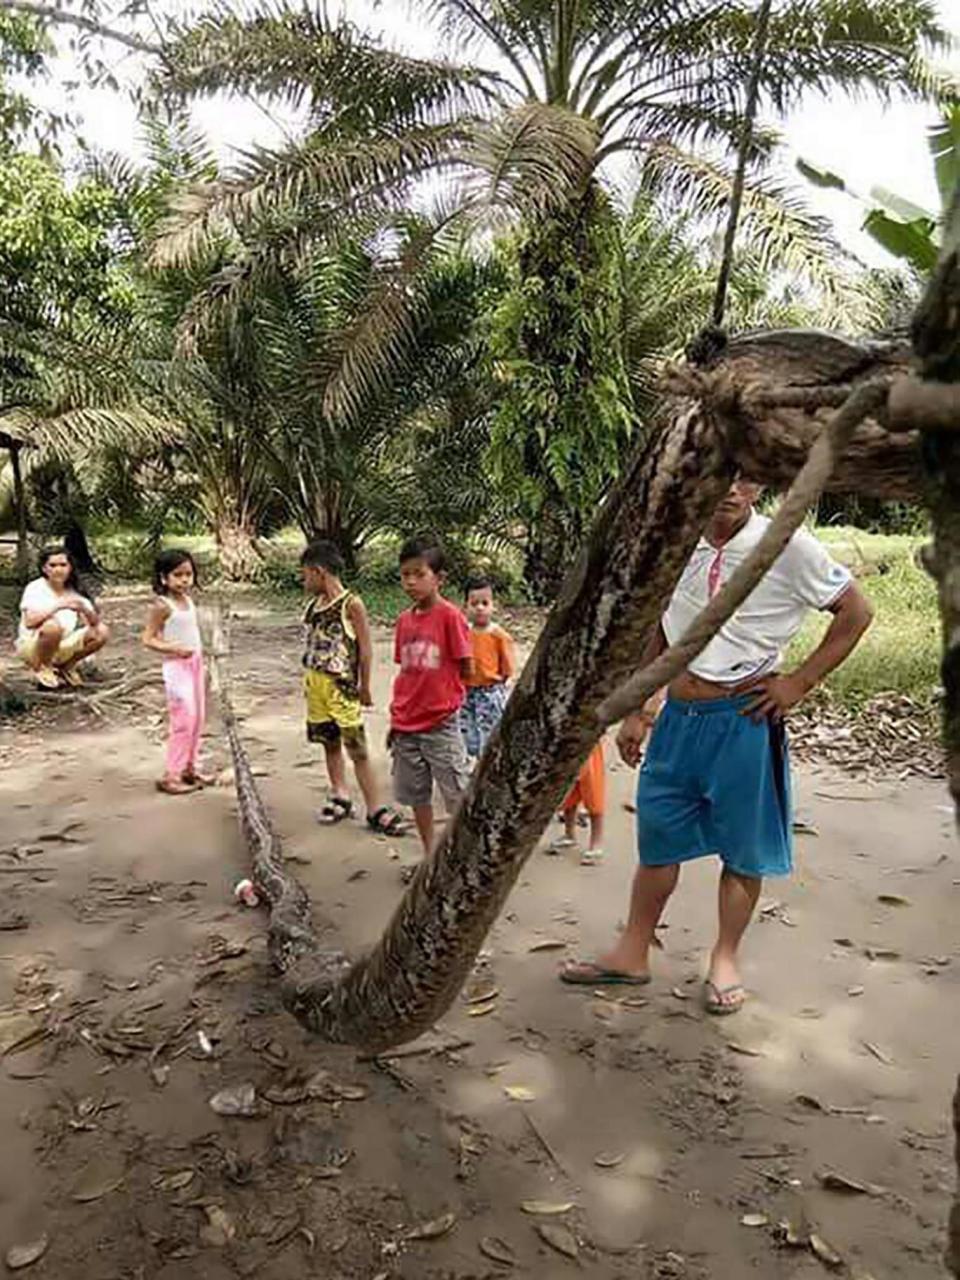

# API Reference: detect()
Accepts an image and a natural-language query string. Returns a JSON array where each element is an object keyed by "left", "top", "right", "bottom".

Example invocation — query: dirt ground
[{"left": 0, "top": 588, "right": 957, "bottom": 1280}]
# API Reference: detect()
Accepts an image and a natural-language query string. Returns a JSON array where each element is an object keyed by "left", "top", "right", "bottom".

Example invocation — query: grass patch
[{"left": 788, "top": 527, "right": 938, "bottom": 707}]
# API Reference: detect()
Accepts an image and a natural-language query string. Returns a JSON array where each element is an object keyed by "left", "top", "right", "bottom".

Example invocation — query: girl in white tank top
[{"left": 142, "top": 550, "right": 211, "bottom": 794}]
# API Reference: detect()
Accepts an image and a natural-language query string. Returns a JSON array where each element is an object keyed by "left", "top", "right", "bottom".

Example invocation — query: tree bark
[
  {"left": 214, "top": 518, "right": 261, "bottom": 582},
  {"left": 9, "top": 444, "right": 29, "bottom": 583},
  {"left": 901, "top": 185, "right": 960, "bottom": 1277}
]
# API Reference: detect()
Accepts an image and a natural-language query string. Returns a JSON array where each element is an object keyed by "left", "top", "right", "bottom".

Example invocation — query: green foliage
[
  {"left": 798, "top": 105, "right": 960, "bottom": 275},
  {"left": 145, "top": 0, "right": 943, "bottom": 345},
  {"left": 489, "top": 186, "right": 632, "bottom": 591},
  {"left": 0, "top": 153, "right": 134, "bottom": 322},
  {"left": 0, "top": 10, "right": 51, "bottom": 152},
  {"left": 790, "top": 529, "right": 938, "bottom": 706}
]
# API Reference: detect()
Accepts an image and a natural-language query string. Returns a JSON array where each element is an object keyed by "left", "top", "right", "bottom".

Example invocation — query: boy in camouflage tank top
[{"left": 301, "top": 541, "right": 407, "bottom": 836}]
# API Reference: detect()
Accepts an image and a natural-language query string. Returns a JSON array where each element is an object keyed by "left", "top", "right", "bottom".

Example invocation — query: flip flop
[
  {"left": 546, "top": 836, "right": 578, "bottom": 855},
  {"left": 316, "top": 796, "right": 353, "bottom": 825},
  {"left": 156, "top": 778, "right": 200, "bottom": 796},
  {"left": 560, "top": 960, "right": 651, "bottom": 987},
  {"left": 367, "top": 806, "right": 409, "bottom": 836},
  {"left": 183, "top": 767, "right": 217, "bottom": 787},
  {"left": 703, "top": 980, "right": 746, "bottom": 1016}
]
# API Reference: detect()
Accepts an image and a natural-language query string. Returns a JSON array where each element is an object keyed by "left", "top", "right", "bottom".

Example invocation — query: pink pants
[{"left": 162, "top": 652, "right": 206, "bottom": 777}]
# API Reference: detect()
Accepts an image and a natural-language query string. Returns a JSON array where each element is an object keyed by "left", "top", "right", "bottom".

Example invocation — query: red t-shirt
[{"left": 391, "top": 598, "right": 472, "bottom": 733}]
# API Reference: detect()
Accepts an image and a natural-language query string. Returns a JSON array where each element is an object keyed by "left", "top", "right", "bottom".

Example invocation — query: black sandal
[
  {"left": 317, "top": 797, "right": 354, "bottom": 825},
  {"left": 367, "top": 806, "right": 409, "bottom": 836}
]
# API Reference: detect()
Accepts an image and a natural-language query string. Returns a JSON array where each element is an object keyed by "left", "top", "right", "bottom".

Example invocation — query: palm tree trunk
[
  {"left": 9, "top": 444, "right": 29, "bottom": 583},
  {"left": 214, "top": 516, "right": 261, "bottom": 581}
]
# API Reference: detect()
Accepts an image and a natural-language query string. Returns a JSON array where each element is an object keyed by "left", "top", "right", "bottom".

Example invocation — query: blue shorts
[{"left": 636, "top": 695, "right": 792, "bottom": 879}]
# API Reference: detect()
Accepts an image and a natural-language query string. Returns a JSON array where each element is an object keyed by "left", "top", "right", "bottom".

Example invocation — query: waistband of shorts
[{"left": 665, "top": 693, "right": 754, "bottom": 717}]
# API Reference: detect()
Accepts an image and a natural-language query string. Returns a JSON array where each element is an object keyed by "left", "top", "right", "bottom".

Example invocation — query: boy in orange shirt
[
  {"left": 460, "top": 575, "right": 515, "bottom": 761},
  {"left": 552, "top": 740, "right": 606, "bottom": 866}
]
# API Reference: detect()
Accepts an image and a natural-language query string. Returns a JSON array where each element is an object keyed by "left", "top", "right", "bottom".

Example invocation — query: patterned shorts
[
  {"left": 459, "top": 683, "right": 508, "bottom": 758},
  {"left": 304, "top": 670, "right": 367, "bottom": 759}
]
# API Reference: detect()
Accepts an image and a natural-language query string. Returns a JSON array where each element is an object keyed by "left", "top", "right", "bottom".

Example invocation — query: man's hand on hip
[{"left": 741, "top": 672, "right": 808, "bottom": 722}]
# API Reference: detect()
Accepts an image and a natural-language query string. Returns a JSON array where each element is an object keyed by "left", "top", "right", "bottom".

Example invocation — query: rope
[{"left": 710, "top": 0, "right": 776, "bottom": 331}]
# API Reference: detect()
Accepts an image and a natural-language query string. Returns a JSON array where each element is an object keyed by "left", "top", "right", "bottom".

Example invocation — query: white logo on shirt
[{"left": 401, "top": 639, "right": 441, "bottom": 671}]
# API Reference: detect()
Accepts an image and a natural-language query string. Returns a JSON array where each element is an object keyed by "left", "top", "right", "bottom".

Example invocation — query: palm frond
[
  {"left": 161, "top": 2, "right": 504, "bottom": 124},
  {"left": 1, "top": 404, "right": 176, "bottom": 462},
  {"left": 639, "top": 143, "right": 880, "bottom": 330},
  {"left": 149, "top": 122, "right": 465, "bottom": 270},
  {"left": 463, "top": 102, "right": 599, "bottom": 217}
]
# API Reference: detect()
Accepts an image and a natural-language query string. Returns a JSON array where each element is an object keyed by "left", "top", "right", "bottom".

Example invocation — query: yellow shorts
[
  {"left": 304, "top": 670, "right": 367, "bottom": 756},
  {"left": 16, "top": 626, "right": 88, "bottom": 667}
]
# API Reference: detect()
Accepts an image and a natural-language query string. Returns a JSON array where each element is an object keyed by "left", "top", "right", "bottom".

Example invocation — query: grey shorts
[{"left": 391, "top": 714, "right": 469, "bottom": 810}]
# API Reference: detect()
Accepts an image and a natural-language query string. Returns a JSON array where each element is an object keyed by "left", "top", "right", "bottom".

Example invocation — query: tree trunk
[
  {"left": 63, "top": 521, "right": 98, "bottom": 577},
  {"left": 215, "top": 518, "right": 261, "bottom": 581},
  {"left": 213, "top": 329, "right": 921, "bottom": 1052},
  {"left": 902, "top": 186, "right": 960, "bottom": 1276},
  {"left": 9, "top": 444, "right": 28, "bottom": 583},
  {"left": 522, "top": 495, "right": 576, "bottom": 603}
]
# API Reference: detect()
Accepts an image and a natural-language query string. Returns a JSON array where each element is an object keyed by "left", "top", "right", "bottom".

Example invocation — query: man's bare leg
[
  {"left": 593, "top": 863, "right": 680, "bottom": 977},
  {"left": 707, "top": 868, "right": 762, "bottom": 1008}
]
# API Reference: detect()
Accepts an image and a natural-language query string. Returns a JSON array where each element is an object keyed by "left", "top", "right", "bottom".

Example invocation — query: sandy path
[{"left": 0, "top": 594, "right": 956, "bottom": 1278}]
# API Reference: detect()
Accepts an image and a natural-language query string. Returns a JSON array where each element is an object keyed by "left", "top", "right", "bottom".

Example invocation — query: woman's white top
[
  {"left": 160, "top": 596, "right": 202, "bottom": 654},
  {"left": 18, "top": 578, "right": 93, "bottom": 645},
  {"left": 662, "top": 511, "right": 852, "bottom": 684}
]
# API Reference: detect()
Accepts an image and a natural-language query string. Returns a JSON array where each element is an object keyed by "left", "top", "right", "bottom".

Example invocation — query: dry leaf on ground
[
  {"left": 405, "top": 1212, "right": 457, "bottom": 1241},
  {"left": 5, "top": 1236, "right": 49, "bottom": 1270},
  {"left": 521, "top": 1200, "right": 574, "bottom": 1216},
  {"left": 479, "top": 1235, "right": 515, "bottom": 1265},
  {"left": 536, "top": 1223, "right": 578, "bottom": 1258}
]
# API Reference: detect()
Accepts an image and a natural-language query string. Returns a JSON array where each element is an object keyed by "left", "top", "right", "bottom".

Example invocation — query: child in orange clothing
[
  {"left": 552, "top": 739, "right": 606, "bottom": 866},
  {"left": 459, "top": 575, "right": 515, "bottom": 760}
]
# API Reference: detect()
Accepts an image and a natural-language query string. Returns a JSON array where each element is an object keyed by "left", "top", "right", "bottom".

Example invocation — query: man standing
[{"left": 562, "top": 480, "right": 874, "bottom": 1013}]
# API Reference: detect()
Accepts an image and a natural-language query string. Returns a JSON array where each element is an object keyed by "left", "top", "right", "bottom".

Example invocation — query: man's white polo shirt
[{"left": 662, "top": 510, "right": 852, "bottom": 685}]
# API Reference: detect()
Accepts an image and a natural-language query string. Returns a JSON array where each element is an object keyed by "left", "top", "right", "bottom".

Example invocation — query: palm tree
[
  {"left": 153, "top": 0, "right": 944, "bottom": 290},
  {"left": 149, "top": 0, "right": 943, "bottom": 590}
]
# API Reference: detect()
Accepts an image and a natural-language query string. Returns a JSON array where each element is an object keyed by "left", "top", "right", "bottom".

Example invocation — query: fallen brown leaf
[
  {"left": 521, "top": 1200, "right": 574, "bottom": 1216},
  {"left": 593, "top": 1152, "right": 625, "bottom": 1168},
  {"left": 5, "top": 1236, "right": 49, "bottom": 1270},
  {"left": 405, "top": 1212, "right": 457, "bottom": 1241},
  {"left": 479, "top": 1235, "right": 515, "bottom": 1266},
  {"left": 536, "top": 1223, "right": 578, "bottom": 1259}
]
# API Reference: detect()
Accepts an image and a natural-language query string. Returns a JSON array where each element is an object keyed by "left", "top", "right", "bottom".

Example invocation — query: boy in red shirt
[{"left": 390, "top": 536, "right": 473, "bottom": 856}]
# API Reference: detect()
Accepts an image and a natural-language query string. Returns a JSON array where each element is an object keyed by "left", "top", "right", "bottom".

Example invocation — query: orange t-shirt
[{"left": 465, "top": 624, "right": 515, "bottom": 688}]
